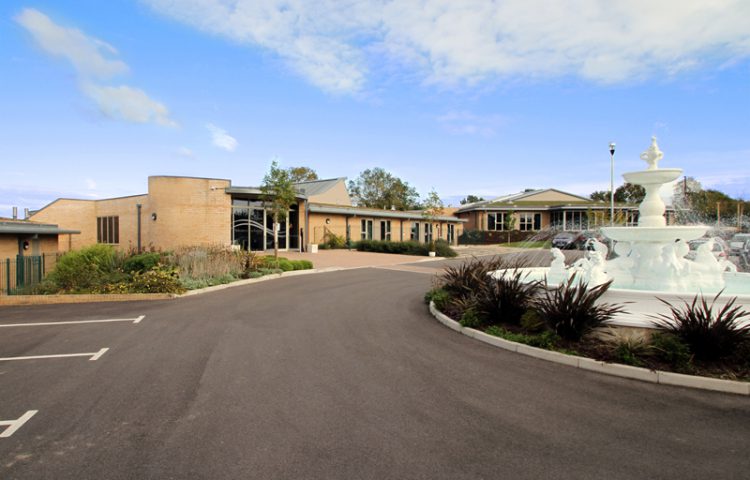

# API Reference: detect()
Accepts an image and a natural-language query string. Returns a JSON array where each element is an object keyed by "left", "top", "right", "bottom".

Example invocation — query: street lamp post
[{"left": 609, "top": 142, "right": 616, "bottom": 226}]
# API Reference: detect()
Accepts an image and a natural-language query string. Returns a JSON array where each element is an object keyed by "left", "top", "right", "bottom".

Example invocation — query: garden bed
[{"left": 426, "top": 256, "right": 750, "bottom": 383}]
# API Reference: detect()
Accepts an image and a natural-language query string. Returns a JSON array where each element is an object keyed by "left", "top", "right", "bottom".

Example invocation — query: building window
[
  {"left": 410, "top": 222, "right": 420, "bottom": 241},
  {"left": 487, "top": 212, "right": 506, "bottom": 231},
  {"left": 424, "top": 223, "right": 433, "bottom": 244},
  {"left": 361, "top": 219, "right": 373, "bottom": 240},
  {"left": 446, "top": 224, "right": 455, "bottom": 244},
  {"left": 97, "top": 216, "right": 119, "bottom": 244},
  {"left": 519, "top": 213, "right": 541, "bottom": 231},
  {"left": 380, "top": 220, "right": 391, "bottom": 241}
]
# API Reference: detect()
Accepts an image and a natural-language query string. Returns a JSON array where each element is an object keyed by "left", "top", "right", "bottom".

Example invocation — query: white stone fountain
[{"left": 494, "top": 137, "right": 750, "bottom": 328}]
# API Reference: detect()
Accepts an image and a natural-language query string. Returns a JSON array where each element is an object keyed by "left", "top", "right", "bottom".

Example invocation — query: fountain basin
[
  {"left": 623, "top": 168, "right": 682, "bottom": 185},
  {"left": 495, "top": 267, "right": 750, "bottom": 329},
  {"left": 600, "top": 225, "right": 708, "bottom": 243}
]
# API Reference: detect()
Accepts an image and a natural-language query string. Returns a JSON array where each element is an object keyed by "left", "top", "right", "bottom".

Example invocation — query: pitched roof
[
  {"left": 457, "top": 188, "right": 594, "bottom": 212},
  {"left": 309, "top": 203, "right": 466, "bottom": 222},
  {"left": 293, "top": 178, "right": 346, "bottom": 197}
]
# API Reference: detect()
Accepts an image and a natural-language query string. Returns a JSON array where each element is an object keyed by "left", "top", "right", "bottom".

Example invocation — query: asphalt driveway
[{"left": 0, "top": 266, "right": 748, "bottom": 479}]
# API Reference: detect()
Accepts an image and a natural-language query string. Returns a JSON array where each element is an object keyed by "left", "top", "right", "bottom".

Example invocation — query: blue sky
[{"left": 1, "top": 0, "right": 749, "bottom": 217}]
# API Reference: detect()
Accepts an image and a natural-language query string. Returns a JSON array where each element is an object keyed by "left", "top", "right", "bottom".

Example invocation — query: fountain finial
[{"left": 639, "top": 136, "right": 663, "bottom": 170}]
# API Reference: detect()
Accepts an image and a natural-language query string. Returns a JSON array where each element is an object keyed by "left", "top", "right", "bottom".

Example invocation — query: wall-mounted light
[
  {"left": 325, "top": 218, "right": 331, "bottom": 224},
  {"left": 151, "top": 213, "right": 158, "bottom": 221},
  {"left": 22, "top": 240, "right": 29, "bottom": 250}
]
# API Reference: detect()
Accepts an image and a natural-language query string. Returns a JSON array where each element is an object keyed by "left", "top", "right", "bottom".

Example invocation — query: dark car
[
  {"left": 551, "top": 232, "right": 578, "bottom": 249},
  {"left": 575, "top": 230, "right": 605, "bottom": 250}
]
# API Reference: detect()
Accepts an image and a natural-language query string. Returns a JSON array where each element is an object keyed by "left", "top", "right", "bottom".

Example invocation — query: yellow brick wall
[
  {"left": 30, "top": 199, "right": 97, "bottom": 251},
  {"left": 0, "top": 237, "right": 18, "bottom": 259},
  {"left": 147, "top": 177, "right": 232, "bottom": 250},
  {"left": 94, "top": 195, "right": 148, "bottom": 251}
]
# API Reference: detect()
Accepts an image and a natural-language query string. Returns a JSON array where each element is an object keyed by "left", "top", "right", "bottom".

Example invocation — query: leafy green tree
[
  {"left": 347, "top": 168, "right": 420, "bottom": 210},
  {"left": 503, "top": 213, "right": 516, "bottom": 243},
  {"left": 260, "top": 160, "right": 298, "bottom": 260},
  {"left": 614, "top": 183, "right": 646, "bottom": 204},
  {"left": 287, "top": 166, "right": 319, "bottom": 183},
  {"left": 460, "top": 195, "right": 485, "bottom": 205},
  {"left": 589, "top": 190, "right": 609, "bottom": 202},
  {"left": 421, "top": 189, "right": 444, "bottom": 249}
]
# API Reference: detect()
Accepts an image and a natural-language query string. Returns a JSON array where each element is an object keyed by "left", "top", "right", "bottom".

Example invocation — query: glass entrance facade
[{"left": 232, "top": 198, "right": 298, "bottom": 251}]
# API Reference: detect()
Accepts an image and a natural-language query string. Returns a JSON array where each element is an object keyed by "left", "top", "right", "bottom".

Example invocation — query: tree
[
  {"left": 260, "top": 160, "right": 297, "bottom": 260},
  {"left": 589, "top": 190, "right": 609, "bottom": 202},
  {"left": 672, "top": 176, "right": 703, "bottom": 208},
  {"left": 503, "top": 213, "right": 516, "bottom": 243},
  {"left": 421, "top": 189, "right": 444, "bottom": 250},
  {"left": 614, "top": 183, "right": 646, "bottom": 204},
  {"left": 287, "top": 166, "right": 319, "bottom": 183},
  {"left": 347, "top": 168, "right": 420, "bottom": 210},
  {"left": 460, "top": 195, "right": 485, "bottom": 205}
]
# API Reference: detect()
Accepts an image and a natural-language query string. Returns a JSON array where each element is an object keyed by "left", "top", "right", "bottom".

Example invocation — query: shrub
[
  {"left": 425, "top": 288, "right": 450, "bottom": 310},
  {"left": 474, "top": 269, "right": 541, "bottom": 326},
  {"left": 649, "top": 332, "right": 691, "bottom": 370},
  {"left": 276, "top": 260, "right": 295, "bottom": 272},
  {"left": 520, "top": 309, "right": 546, "bottom": 333},
  {"left": 167, "top": 245, "right": 249, "bottom": 280},
  {"left": 602, "top": 329, "right": 650, "bottom": 367},
  {"left": 129, "top": 266, "right": 184, "bottom": 294},
  {"left": 47, "top": 245, "right": 120, "bottom": 292},
  {"left": 485, "top": 326, "right": 560, "bottom": 349},
  {"left": 459, "top": 308, "right": 482, "bottom": 328},
  {"left": 535, "top": 277, "right": 625, "bottom": 341},
  {"left": 436, "top": 256, "right": 510, "bottom": 301},
  {"left": 652, "top": 292, "right": 750, "bottom": 362},
  {"left": 433, "top": 239, "right": 458, "bottom": 258},
  {"left": 355, "top": 240, "right": 430, "bottom": 256},
  {"left": 181, "top": 278, "right": 210, "bottom": 290},
  {"left": 123, "top": 252, "right": 161, "bottom": 273},
  {"left": 322, "top": 232, "right": 346, "bottom": 249},
  {"left": 290, "top": 260, "right": 313, "bottom": 270}
]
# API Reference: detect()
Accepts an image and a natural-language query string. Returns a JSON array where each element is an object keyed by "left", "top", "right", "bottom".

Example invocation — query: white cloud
[
  {"left": 206, "top": 123, "right": 238, "bottom": 152},
  {"left": 83, "top": 83, "right": 177, "bottom": 126},
  {"left": 436, "top": 111, "right": 507, "bottom": 136},
  {"left": 144, "top": 0, "right": 750, "bottom": 94},
  {"left": 15, "top": 8, "right": 128, "bottom": 79},
  {"left": 16, "top": 8, "right": 176, "bottom": 127},
  {"left": 177, "top": 146, "right": 195, "bottom": 158}
]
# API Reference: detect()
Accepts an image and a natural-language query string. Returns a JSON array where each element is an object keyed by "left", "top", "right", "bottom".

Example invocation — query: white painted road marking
[
  {"left": 0, "top": 348, "right": 109, "bottom": 362},
  {"left": 0, "top": 315, "right": 144, "bottom": 328},
  {"left": 0, "top": 410, "right": 38, "bottom": 438}
]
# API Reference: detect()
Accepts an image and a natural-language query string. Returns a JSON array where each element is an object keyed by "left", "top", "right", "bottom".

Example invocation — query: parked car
[
  {"left": 740, "top": 239, "right": 750, "bottom": 269},
  {"left": 551, "top": 232, "right": 578, "bottom": 249},
  {"left": 685, "top": 238, "right": 728, "bottom": 261},
  {"left": 575, "top": 230, "right": 606, "bottom": 250},
  {"left": 728, "top": 233, "right": 750, "bottom": 255}
]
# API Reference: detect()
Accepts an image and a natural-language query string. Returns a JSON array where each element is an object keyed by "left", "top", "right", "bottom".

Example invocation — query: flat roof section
[{"left": 0, "top": 221, "right": 80, "bottom": 235}]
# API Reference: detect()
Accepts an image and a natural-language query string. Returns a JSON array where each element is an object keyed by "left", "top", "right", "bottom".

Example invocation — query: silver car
[{"left": 728, "top": 233, "right": 750, "bottom": 255}]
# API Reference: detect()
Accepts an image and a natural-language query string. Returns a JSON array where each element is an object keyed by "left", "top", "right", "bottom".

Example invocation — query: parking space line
[
  {"left": 0, "top": 315, "right": 144, "bottom": 328},
  {"left": 0, "top": 410, "right": 38, "bottom": 438},
  {"left": 0, "top": 348, "right": 109, "bottom": 363}
]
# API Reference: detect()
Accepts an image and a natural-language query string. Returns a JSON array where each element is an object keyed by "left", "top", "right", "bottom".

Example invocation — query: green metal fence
[{"left": 0, "top": 254, "right": 59, "bottom": 295}]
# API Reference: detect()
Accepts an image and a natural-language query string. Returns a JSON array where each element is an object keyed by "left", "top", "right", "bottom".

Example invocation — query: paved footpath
[{"left": 0, "top": 263, "right": 748, "bottom": 479}]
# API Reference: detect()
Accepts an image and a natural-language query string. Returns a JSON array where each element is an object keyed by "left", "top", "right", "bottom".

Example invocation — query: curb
[
  {"left": 176, "top": 266, "right": 350, "bottom": 298},
  {"left": 429, "top": 301, "right": 750, "bottom": 396},
  {"left": 0, "top": 267, "right": 350, "bottom": 306}
]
